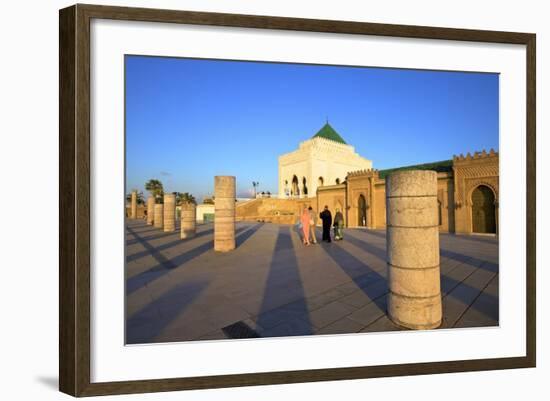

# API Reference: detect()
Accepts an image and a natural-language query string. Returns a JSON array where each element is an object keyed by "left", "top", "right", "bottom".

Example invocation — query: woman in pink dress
[{"left": 300, "top": 207, "right": 311, "bottom": 245}]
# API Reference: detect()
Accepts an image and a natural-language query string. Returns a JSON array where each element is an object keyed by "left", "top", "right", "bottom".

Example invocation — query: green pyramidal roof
[{"left": 312, "top": 123, "right": 347, "bottom": 144}]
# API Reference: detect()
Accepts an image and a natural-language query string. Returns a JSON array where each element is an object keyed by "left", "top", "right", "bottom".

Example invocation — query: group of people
[{"left": 298, "top": 205, "right": 344, "bottom": 246}]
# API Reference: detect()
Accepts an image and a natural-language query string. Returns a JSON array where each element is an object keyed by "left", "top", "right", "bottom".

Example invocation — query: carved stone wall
[
  {"left": 343, "top": 161, "right": 488, "bottom": 234},
  {"left": 346, "top": 169, "right": 378, "bottom": 229},
  {"left": 317, "top": 185, "right": 346, "bottom": 226},
  {"left": 452, "top": 150, "right": 499, "bottom": 234}
]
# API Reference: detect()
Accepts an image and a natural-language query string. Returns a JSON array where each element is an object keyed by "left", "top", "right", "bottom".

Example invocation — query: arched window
[
  {"left": 335, "top": 178, "right": 340, "bottom": 185},
  {"left": 291, "top": 175, "right": 299, "bottom": 197},
  {"left": 318, "top": 176, "right": 324, "bottom": 187},
  {"left": 302, "top": 177, "right": 308, "bottom": 195}
]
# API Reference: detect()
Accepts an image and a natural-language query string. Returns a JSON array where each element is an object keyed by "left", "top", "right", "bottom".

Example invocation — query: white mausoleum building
[{"left": 278, "top": 123, "right": 372, "bottom": 198}]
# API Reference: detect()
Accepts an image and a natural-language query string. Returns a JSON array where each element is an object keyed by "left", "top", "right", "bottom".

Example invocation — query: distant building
[
  {"left": 317, "top": 150, "right": 499, "bottom": 234},
  {"left": 240, "top": 122, "right": 500, "bottom": 235},
  {"left": 196, "top": 204, "right": 215, "bottom": 222},
  {"left": 278, "top": 123, "right": 372, "bottom": 199}
]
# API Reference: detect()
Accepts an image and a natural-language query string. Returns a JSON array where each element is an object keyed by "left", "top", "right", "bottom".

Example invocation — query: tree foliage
[
  {"left": 145, "top": 179, "right": 164, "bottom": 203},
  {"left": 174, "top": 192, "right": 197, "bottom": 205}
]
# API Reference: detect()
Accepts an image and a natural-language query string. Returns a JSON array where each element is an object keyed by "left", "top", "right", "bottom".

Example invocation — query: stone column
[
  {"left": 146, "top": 196, "right": 155, "bottom": 225},
  {"left": 130, "top": 190, "right": 137, "bottom": 219},
  {"left": 181, "top": 202, "right": 197, "bottom": 239},
  {"left": 153, "top": 204, "right": 164, "bottom": 229},
  {"left": 163, "top": 193, "right": 176, "bottom": 232},
  {"left": 214, "top": 176, "right": 236, "bottom": 252},
  {"left": 386, "top": 170, "right": 442, "bottom": 330}
]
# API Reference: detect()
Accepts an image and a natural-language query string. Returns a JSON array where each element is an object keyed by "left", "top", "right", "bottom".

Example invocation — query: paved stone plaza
[{"left": 126, "top": 219, "right": 498, "bottom": 344}]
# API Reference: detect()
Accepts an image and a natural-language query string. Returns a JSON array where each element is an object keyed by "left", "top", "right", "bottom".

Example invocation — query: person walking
[
  {"left": 319, "top": 205, "right": 332, "bottom": 243},
  {"left": 333, "top": 208, "right": 344, "bottom": 240},
  {"left": 307, "top": 206, "right": 318, "bottom": 244},
  {"left": 300, "top": 207, "right": 311, "bottom": 245}
]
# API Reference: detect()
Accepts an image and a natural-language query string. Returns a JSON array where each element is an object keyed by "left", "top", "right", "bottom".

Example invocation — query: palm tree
[
  {"left": 252, "top": 181, "right": 260, "bottom": 198},
  {"left": 145, "top": 179, "right": 164, "bottom": 203},
  {"left": 175, "top": 192, "right": 196, "bottom": 205}
]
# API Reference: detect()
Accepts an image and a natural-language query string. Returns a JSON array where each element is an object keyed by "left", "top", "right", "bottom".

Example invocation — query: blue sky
[{"left": 125, "top": 55, "right": 499, "bottom": 201}]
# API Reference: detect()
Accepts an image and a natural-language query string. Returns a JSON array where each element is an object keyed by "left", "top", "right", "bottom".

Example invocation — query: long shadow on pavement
[
  {"left": 126, "top": 223, "right": 212, "bottom": 246},
  {"left": 126, "top": 224, "right": 253, "bottom": 295},
  {"left": 342, "top": 232, "right": 387, "bottom": 263},
  {"left": 441, "top": 274, "right": 499, "bottom": 322},
  {"left": 126, "top": 226, "right": 216, "bottom": 262},
  {"left": 441, "top": 233, "right": 499, "bottom": 246},
  {"left": 126, "top": 279, "right": 208, "bottom": 344},
  {"left": 344, "top": 232, "right": 498, "bottom": 320},
  {"left": 254, "top": 225, "right": 314, "bottom": 337},
  {"left": 320, "top": 241, "right": 387, "bottom": 313},
  {"left": 235, "top": 223, "right": 264, "bottom": 248},
  {"left": 356, "top": 229, "right": 386, "bottom": 240},
  {"left": 439, "top": 248, "right": 498, "bottom": 274},
  {"left": 345, "top": 231, "right": 498, "bottom": 276}
]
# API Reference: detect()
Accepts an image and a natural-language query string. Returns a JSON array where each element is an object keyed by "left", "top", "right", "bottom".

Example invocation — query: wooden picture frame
[{"left": 59, "top": 3, "right": 536, "bottom": 397}]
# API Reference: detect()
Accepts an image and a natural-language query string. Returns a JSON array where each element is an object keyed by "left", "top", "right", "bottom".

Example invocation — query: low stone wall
[
  {"left": 235, "top": 197, "right": 318, "bottom": 225},
  {"left": 236, "top": 214, "right": 296, "bottom": 225}
]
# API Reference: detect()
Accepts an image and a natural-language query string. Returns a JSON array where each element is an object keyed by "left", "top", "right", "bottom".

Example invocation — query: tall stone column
[
  {"left": 146, "top": 196, "right": 155, "bottom": 225},
  {"left": 153, "top": 204, "right": 163, "bottom": 229},
  {"left": 163, "top": 193, "right": 176, "bottom": 232},
  {"left": 181, "top": 202, "right": 197, "bottom": 239},
  {"left": 386, "top": 170, "right": 442, "bottom": 329},
  {"left": 130, "top": 190, "right": 137, "bottom": 219},
  {"left": 214, "top": 176, "right": 236, "bottom": 252}
]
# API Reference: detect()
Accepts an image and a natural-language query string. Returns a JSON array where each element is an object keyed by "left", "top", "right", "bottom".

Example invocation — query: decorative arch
[
  {"left": 318, "top": 176, "right": 324, "bottom": 187},
  {"left": 470, "top": 184, "right": 497, "bottom": 234},
  {"left": 466, "top": 181, "right": 498, "bottom": 205},
  {"left": 302, "top": 177, "right": 308, "bottom": 196},
  {"left": 335, "top": 178, "right": 341, "bottom": 185}
]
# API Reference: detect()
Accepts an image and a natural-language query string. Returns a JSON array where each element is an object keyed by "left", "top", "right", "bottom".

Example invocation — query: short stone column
[
  {"left": 163, "top": 193, "right": 176, "bottom": 232},
  {"left": 181, "top": 202, "right": 197, "bottom": 239},
  {"left": 153, "top": 204, "right": 164, "bottom": 229},
  {"left": 146, "top": 197, "right": 155, "bottom": 225},
  {"left": 386, "top": 170, "right": 442, "bottom": 330},
  {"left": 214, "top": 176, "right": 236, "bottom": 252},
  {"left": 130, "top": 190, "right": 137, "bottom": 219}
]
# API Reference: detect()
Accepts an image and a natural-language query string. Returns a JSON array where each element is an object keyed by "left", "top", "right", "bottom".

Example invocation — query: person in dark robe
[{"left": 319, "top": 205, "right": 332, "bottom": 243}]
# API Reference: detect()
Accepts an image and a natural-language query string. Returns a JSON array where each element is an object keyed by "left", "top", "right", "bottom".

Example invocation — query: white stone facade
[
  {"left": 196, "top": 204, "right": 215, "bottom": 222},
  {"left": 278, "top": 136, "right": 372, "bottom": 199}
]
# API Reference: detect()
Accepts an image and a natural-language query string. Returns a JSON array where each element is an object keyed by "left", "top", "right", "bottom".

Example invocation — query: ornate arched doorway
[
  {"left": 291, "top": 175, "right": 299, "bottom": 197},
  {"left": 358, "top": 194, "right": 367, "bottom": 227},
  {"left": 471, "top": 185, "right": 496, "bottom": 233},
  {"left": 302, "top": 177, "right": 308, "bottom": 196}
]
